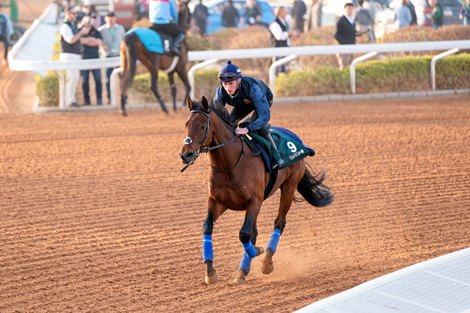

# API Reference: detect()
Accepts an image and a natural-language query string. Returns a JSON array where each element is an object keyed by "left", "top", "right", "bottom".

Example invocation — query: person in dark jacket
[
  {"left": 334, "top": 2, "right": 363, "bottom": 70},
  {"left": 193, "top": 0, "right": 209, "bottom": 35},
  {"left": 406, "top": 0, "right": 418, "bottom": 25},
  {"left": 213, "top": 60, "right": 284, "bottom": 168},
  {"left": 222, "top": 0, "right": 240, "bottom": 28},
  {"left": 292, "top": 0, "right": 307, "bottom": 33},
  {"left": 79, "top": 13, "right": 103, "bottom": 106},
  {"left": 431, "top": 0, "right": 444, "bottom": 29}
]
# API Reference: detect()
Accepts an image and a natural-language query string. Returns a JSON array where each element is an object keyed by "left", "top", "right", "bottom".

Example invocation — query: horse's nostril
[{"left": 181, "top": 152, "right": 194, "bottom": 163}]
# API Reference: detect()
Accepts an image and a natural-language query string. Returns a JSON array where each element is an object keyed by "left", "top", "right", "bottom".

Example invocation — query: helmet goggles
[{"left": 218, "top": 72, "right": 240, "bottom": 82}]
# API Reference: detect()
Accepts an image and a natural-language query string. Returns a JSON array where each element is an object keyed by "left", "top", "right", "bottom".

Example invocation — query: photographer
[{"left": 80, "top": 12, "right": 103, "bottom": 106}]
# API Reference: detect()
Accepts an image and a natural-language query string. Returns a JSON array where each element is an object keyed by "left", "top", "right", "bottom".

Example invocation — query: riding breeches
[{"left": 150, "top": 23, "right": 183, "bottom": 37}]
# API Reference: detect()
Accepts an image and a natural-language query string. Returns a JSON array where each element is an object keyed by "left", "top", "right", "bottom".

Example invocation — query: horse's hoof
[
  {"left": 120, "top": 109, "right": 128, "bottom": 117},
  {"left": 204, "top": 270, "right": 218, "bottom": 285},
  {"left": 261, "top": 258, "right": 274, "bottom": 275},
  {"left": 231, "top": 271, "right": 247, "bottom": 285},
  {"left": 256, "top": 246, "right": 265, "bottom": 257}
]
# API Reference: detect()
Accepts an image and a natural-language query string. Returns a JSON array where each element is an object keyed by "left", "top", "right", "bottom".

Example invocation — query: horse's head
[{"left": 180, "top": 96, "right": 213, "bottom": 167}]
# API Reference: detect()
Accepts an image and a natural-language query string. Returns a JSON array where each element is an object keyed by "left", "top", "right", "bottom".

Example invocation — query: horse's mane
[
  {"left": 209, "top": 102, "right": 234, "bottom": 128},
  {"left": 191, "top": 99, "right": 234, "bottom": 129}
]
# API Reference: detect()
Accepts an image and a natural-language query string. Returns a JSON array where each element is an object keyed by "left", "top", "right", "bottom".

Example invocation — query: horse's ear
[
  {"left": 201, "top": 96, "right": 209, "bottom": 112},
  {"left": 186, "top": 96, "right": 193, "bottom": 111}
]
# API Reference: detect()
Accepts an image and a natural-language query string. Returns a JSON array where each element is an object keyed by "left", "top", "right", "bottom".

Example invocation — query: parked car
[
  {"left": 194, "top": 0, "right": 276, "bottom": 34},
  {"left": 375, "top": 0, "right": 463, "bottom": 37}
]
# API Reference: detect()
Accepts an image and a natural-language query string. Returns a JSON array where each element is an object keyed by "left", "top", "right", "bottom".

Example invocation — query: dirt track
[{"left": 0, "top": 96, "right": 469, "bottom": 312}]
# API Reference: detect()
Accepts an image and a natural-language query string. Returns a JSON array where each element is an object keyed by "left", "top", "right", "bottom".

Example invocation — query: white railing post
[
  {"left": 350, "top": 52, "right": 378, "bottom": 95},
  {"left": 188, "top": 58, "right": 219, "bottom": 100},
  {"left": 110, "top": 67, "right": 123, "bottom": 108},
  {"left": 269, "top": 55, "right": 297, "bottom": 97},
  {"left": 430, "top": 48, "right": 459, "bottom": 91}
]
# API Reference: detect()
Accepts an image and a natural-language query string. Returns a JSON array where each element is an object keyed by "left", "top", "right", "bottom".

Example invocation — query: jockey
[
  {"left": 214, "top": 60, "right": 284, "bottom": 169},
  {"left": 149, "top": 0, "right": 185, "bottom": 55}
]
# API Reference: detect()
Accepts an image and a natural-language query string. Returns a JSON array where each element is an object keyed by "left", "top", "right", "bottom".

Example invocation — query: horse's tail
[
  {"left": 120, "top": 32, "right": 138, "bottom": 86},
  {"left": 295, "top": 164, "right": 334, "bottom": 207}
]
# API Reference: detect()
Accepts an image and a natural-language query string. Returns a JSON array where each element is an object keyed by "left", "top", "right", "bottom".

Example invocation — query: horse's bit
[{"left": 181, "top": 109, "right": 239, "bottom": 172}]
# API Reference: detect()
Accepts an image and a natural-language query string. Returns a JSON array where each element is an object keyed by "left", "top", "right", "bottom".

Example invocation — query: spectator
[
  {"left": 149, "top": 0, "right": 185, "bottom": 55},
  {"left": 395, "top": 0, "right": 412, "bottom": 28},
  {"left": 0, "top": 4, "right": 13, "bottom": 66},
  {"left": 291, "top": 0, "right": 307, "bottom": 33},
  {"left": 87, "top": 5, "right": 104, "bottom": 29},
  {"left": 356, "top": 0, "right": 375, "bottom": 42},
  {"left": 406, "top": 0, "right": 418, "bottom": 25},
  {"left": 269, "top": 6, "right": 297, "bottom": 75},
  {"left": 98, "top": 11, "right": 125, "bottom": 105},
  {"left": 193, "top": 0, "right": 209, "bottom": 36},
  {"left": 136, "top": 0, "right": 149, "bottom": 21},
  {"left": 334, "top": 2, "right": 362, "bottom": 71},
  {"left": 222, "top": 0, "right": 240, "bottom": 28},
  {"left": 460, "top": 0, "right": 470, "bottom": 26},
  {"left": 244, "top": 0, "right": 261, "bottom": 26},
  {"left": 79, "top": 13, "right": 103, "bottom": 106},
  {"left": 430, "top": 0, "right": 443, "bottom": 29},
  {"left": 308, "top": 0, "right": 323, "bottom": 30},
  {"left": 59, "top": 6, "right": 91, "bottom": 107}
]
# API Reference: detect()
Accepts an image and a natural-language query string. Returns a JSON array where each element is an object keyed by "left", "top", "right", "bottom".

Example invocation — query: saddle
[
  {"left": 244, "top": 126, "right": 315, "bottom": 199},
  {"left": 247, "top": 126, "right": 315, "bottom": 173},
  {"left": 128, "top": 27, "right": 174, "bottom": 56}
]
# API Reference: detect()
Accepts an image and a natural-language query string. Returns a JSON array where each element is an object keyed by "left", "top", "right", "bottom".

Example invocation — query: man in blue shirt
[
  {"left": 213, "top": 60, "right": 284, "bottom": 168},
  {"left": 149, "top": 0, "right": 185, "bottom": 55}
]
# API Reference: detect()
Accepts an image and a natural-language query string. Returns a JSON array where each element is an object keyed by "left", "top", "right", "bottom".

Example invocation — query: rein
[{"left": 181, "top": 109, "right": 243, "bottom": 172}]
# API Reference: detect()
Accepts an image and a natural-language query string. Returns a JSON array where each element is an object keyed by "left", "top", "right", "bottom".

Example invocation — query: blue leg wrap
[
  {"left": 267, "top": 228, "right": 281, "bottom": 254},
  {"left": 239, "top": 253, "right": 251, "bottom": 273},
  {"left": 242, "top": 241, "right": 258, "bottom": 258},
  {"left": 202, "top": 234, "right": 213, "bottom": 262}
]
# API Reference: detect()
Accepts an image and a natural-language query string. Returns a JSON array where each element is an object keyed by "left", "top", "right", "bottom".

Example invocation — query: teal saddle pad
[
  {"left": 127, "top": 27, "right": 165, "bottom": 54},
  {"left": 249, "top": 126, "right": 315, "bottom": 172}
]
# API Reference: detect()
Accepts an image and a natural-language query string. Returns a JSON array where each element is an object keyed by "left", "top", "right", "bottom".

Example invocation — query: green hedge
[
  {"left": 36, "top": 72, "right": 59, "bottom": 106},
  {"left": 276, "top": 53, "right": 470, "bottom": 96}
]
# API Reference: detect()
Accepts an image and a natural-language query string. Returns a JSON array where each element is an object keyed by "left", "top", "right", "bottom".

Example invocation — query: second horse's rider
[{"left": 149, "top": 0, "right": 185, "bottom": 55}]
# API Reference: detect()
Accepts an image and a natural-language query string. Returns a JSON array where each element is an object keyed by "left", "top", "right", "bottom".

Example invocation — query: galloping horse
[
  {"left": 180, "top": 97, "right": 334, "bottom": 285},
  {"left": 119, "top": 3, "right": 191, "bottom": 116}
]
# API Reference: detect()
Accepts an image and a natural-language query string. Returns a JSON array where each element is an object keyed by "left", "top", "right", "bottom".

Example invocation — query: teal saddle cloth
[
  {"left": 127, "top": 27, "right": 166, "bottom": 54},
  {"left": 248, "top": 126, "right": 315, "bottom": 174}
]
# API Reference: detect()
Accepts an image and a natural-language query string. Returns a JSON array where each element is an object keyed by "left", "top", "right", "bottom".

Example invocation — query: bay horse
[
  {"left": 180, "top": 97, "right": 334, "bottom": 285},
  {"left": 119, "top": 3, "right": 191, "bottom": 116}
]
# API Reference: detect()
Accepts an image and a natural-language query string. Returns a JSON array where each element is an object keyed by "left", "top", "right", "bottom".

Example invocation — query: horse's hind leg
[
  {"left": 168, "top": 72, "right": 177, "bottom": 112},
  {"left": 261, "top": 179, "right": 298, "bottom": 275},
  {"left": 150, "top": 69, "right": 169, "bottom": 114}
]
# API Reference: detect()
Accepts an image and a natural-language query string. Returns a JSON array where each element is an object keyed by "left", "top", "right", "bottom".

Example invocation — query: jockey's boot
[
  {"left": 171, "top": 33, "right": 185, "bottom": 56},
  {"left": 259, "top": 126, "right": 284, "bottom": 169}
]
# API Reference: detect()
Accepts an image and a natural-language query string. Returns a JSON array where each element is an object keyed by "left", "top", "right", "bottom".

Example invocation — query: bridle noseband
[{"left": 181, "top": 109, "right": 241, "bottom": 172}]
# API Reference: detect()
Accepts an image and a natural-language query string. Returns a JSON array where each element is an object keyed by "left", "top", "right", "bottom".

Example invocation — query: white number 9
[{"left": 287, "top": 141, "right": 297, "bottom": 153}]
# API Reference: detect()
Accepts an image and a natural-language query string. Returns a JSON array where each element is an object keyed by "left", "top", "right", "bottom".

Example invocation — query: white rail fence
[{"left": 8, "top": 3, "right": 470, "bottom": 109}]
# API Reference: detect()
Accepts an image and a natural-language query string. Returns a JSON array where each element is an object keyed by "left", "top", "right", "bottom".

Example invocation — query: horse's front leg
[
  {"left": 235, "top": 203, "right": 264, "bottom": 284},
  {"left": 202, "top": 198, "right": 225, "bottom": 285}
]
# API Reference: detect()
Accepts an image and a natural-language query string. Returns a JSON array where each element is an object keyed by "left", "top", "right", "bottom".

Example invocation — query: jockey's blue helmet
[{"left": 218, "top": 60, "right": 241, "bottom": 82}]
